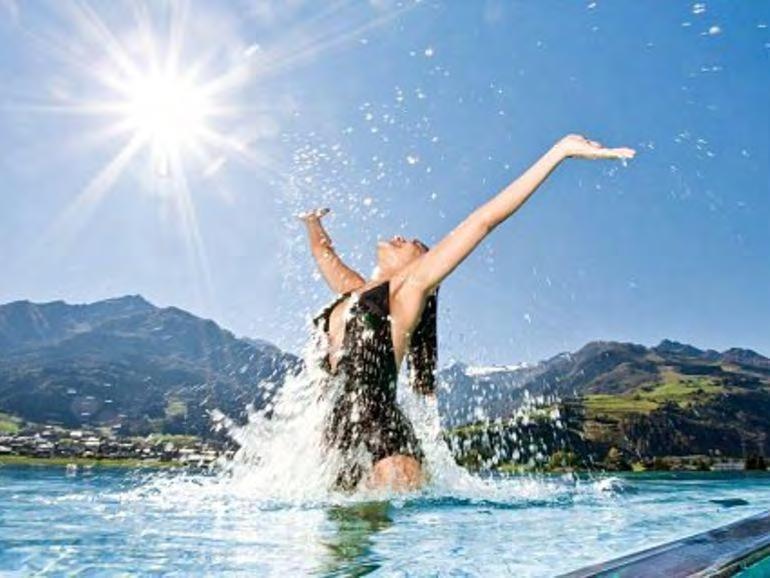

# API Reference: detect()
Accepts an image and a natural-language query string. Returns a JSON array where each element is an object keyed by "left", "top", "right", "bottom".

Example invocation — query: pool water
[
  {"left": 737, "top": 555, "right": 770, "bottom": 577},
  {"left": 2, "top": 467, "right": 769, "bottom": 576}
]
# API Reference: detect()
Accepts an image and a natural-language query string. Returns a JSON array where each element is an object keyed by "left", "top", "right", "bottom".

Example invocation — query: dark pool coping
[{"left": 559, "top": 510, "right": 770, "bottom": 578}]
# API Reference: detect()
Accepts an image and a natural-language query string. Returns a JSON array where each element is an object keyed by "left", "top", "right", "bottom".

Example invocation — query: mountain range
[
  {"left": 440, "top": 339, "right": 770, "bottom": 463},
  {"left": 0, "top": 296, "right": 298, "bottom": 437},
  {"left": 1, "top": 295, "right": 769, "bottom": 462},
  {"left": 439, "top": 338, "right": 770, "bottom": 425}
]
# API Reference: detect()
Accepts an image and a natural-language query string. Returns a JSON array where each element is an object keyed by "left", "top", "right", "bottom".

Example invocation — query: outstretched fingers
[
  {"left": 297, "top": 207, "right": 330, "bottom": 221},
  {"left": 596, "top": 146, "right": 636, "bottom": 159},
  {"left": 580, "top": 136, "right": 636, "bottom": 159},
  {"left": 556, "top": 134, "right": 636, "bottom": 161}
]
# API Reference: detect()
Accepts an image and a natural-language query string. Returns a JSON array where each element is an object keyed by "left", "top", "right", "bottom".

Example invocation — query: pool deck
[{"left": 560, "top": 510, "right": 770, "bottom": 578}]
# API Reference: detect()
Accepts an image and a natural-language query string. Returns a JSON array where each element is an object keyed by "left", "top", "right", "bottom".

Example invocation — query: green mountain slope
[
  {"left": 0, "top": 296, "right": 298, "bottom": 436},
  {"left": 442, "top": 339, "right": 770, "bottom": 467}
]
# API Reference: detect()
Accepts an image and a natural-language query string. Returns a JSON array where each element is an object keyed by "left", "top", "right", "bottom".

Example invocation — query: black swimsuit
[{"left": 313, "top": 280, "right": 423, "bottom": 490}]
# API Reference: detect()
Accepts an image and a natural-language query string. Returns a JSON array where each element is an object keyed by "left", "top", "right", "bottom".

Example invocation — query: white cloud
[
  {"left": 244, "top": 0, "right": 310, "bottom": 25},
  {"left": 369, "top": 0, "right": 398, "bottom": 10},
  {"left": 0, "top": 0, "right": 19, "bottom": 24},
  {"left": 483, "top": 0, "right": 507, "bottom": 25}
]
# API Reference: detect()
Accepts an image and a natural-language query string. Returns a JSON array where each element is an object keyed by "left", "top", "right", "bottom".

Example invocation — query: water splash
[
  {"left": 117, "top": 321, "right": 587, "bottom": 509},
  {"left": 207, "top": 325, "right": 493, "bottom": 503}
]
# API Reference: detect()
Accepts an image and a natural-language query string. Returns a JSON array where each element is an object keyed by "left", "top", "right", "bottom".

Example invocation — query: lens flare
[
  {"left": 122, "top": 69, "right": 212, "bottom": 174},
  {"left": 17, "top": 0, "right": 421, "bottom": 296}
]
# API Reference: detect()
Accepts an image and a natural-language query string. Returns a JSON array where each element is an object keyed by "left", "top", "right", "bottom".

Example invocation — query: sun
[
  {"left": 122, "top": 68, "right": 213, "bottom": 175},
  {"left": 28, "top": 0, "right": 421, "bottom": 295},
  {"left": 32, "top": 0, "right": 423, "bottom": 203}
]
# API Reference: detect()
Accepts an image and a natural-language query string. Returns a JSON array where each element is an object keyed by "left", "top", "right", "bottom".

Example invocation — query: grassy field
[
  {"left": 449, "top": 409, "right": 555, "bottom": 437},
  {"left": 583, "top": 374, "right": 725, "bottom": 417},
  {"left": 165, "top": 398, "right": 188, "bottom": 418},
  {"left": 582, "top": 395, "right": 659, "bottom": 415},
  {"left": 143, "top": 433, "right": 200, "bottom": 445},
  {"left": 0, "top": 455, "right": 183, "bottom": 468},
  {"left": 0, "top": 412, "right": 21, "bottom": 434}
]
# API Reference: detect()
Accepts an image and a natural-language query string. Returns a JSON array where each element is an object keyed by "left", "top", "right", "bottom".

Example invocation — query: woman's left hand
[{"left": 554, "top": 134, "right": 636, "bottom": 160}]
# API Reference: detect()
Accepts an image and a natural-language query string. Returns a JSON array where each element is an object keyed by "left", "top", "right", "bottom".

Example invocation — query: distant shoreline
[
  {"left": 2, "top": 454, "right": 769, "bottom": 477},
  {"left": 492, "top": 466, "right": 770, "bottom": 477},
  {"left": 0, "top": 455, "right": 184, "bottom": 468}
]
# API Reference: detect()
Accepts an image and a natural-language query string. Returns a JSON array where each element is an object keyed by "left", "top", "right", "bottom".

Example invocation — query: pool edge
[{"left": 559, "top": 510, "right": 770, "bottom": 578}]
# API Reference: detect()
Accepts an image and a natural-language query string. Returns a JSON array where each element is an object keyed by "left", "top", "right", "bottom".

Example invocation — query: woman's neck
[
  {"left": 371, "top": 264, "right": 398, "bottom": 282},
  {"left": 370, "top": 266, "right": 386, "bottom": 282}
]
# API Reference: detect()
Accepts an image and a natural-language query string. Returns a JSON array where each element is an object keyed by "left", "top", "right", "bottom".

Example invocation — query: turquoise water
[
  {"left": 2, "top": 467, "right": 770, "bottom": 576},
  {"left": 738, "top": 555, "right": 770, "bottom": 577}
]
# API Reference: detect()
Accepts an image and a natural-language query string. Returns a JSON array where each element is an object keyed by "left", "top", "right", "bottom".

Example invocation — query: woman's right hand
[{"left": 297, "top": 207, "right": 330, "bottom": 222}]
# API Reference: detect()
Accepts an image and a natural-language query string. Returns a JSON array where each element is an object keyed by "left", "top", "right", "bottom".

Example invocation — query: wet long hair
[
  {"left": 404, "top": 239, "right": 438, "bottom": 395},
  {"left": 405, "top": 287, "right": 438, "bottom": 396}
]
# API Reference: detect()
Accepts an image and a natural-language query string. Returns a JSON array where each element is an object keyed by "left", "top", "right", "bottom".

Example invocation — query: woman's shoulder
[
  {"left": 312, "top": 290, "right": 350, "bottom": 326},
  {"left": 388, "top": 273, "right": 436, "bottom": 335}
]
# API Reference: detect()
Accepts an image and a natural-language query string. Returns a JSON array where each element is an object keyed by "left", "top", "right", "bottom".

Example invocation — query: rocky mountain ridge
[
  {"left": 0, "top": 296, "right": 298, "bottom": 436},
  {"left": 1, "top": 296, "right": 768, "bottom": 464}
]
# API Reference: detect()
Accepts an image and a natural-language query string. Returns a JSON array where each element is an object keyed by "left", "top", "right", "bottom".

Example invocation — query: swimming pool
[
  {"left": 737, "top": 554, "right": 770, "bottom": 577},
  {"left": 3, "top": 466, "right": 770, "bottom": 576},
  {"left": 563, "top": 508, "right": 770, "bottom": 577}
]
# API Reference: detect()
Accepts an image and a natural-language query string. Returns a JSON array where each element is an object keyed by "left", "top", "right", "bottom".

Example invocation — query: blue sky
[{"left": 0, "top": 1, "right": 768, "bottom": 365}]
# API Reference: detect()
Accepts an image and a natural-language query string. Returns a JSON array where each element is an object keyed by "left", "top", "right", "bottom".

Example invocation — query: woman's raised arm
[
  {"left": 300, "top": 208, "right": 365, "bottom": 294},
  {"left": 405, "top": 134, "right": 635, "bottom": 293}
]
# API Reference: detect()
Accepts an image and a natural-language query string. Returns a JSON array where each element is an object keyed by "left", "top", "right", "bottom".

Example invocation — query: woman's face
[{"left": 377, "top": 236, "right": 427, "bottom": 272}]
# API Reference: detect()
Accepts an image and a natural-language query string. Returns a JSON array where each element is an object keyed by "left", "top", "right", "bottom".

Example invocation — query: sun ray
[
  {"left": 259, "top": 2, "right": 418, "bottom": 82},
  {"left": 62, "top": 2, "right": 143, "bottom": 91},
  {"left": 47, "top": 132, "right": 146, "bottom": 246},
  {"left": 165, "top": 0, "right": 189, "bottom": 76},
  {"left": 196, "top": 125, "right": 326, "bottom": 204},
  {"left": 199, "top": 1, "right": 419, "bottom": 98},
  {"left": 193, "top": 0, "right": 358, "bottom": 97},
  {"left": 15, "top": 0, "right": 426, "bottom": 290},
  {"left": 166, "top": 147, "right": 213, "bottom": 303}
]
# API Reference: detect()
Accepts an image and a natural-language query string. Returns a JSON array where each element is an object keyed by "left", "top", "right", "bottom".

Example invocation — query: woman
[{"left": 301, "top": 134, "right": 635, "bottom": 492}]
